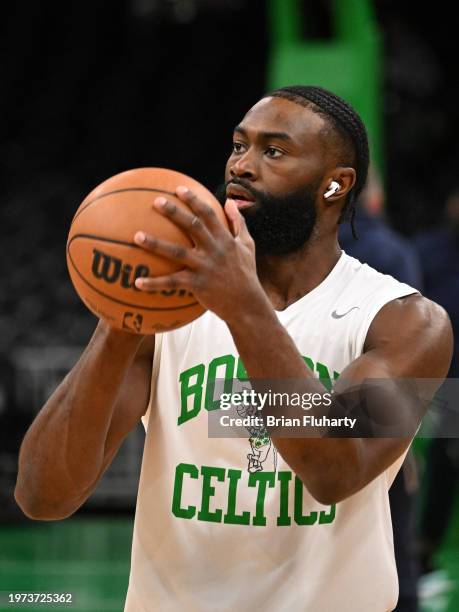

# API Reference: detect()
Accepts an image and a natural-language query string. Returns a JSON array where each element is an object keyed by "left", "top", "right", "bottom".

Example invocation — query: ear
[{"left": 321, "top": 167, "right": 356, "bottom": 202}]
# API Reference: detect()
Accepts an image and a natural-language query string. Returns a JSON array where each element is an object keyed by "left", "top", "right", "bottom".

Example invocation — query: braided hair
[{"left": 265, "top": 85, "right": 370, "bottom": 238}]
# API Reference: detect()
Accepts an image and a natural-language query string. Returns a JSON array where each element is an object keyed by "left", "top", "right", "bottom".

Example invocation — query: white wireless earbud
[{"left": 324, "top": 181, "right": 340, "bottom": 199}]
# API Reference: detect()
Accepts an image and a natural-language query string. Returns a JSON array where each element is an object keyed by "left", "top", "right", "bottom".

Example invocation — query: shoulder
[
  {"left": 367, "top": 294, "right": 450, "bottom": 340},
  {"left": 339, "top": 253, "right": 419, "bottom": 315},
  {"left": 364, "top": 294, "right": 453, "bottom": 378}
]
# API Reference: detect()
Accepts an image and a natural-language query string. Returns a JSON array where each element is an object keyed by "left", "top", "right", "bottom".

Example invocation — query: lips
[{"left": 226, "top": 184, "right": 256, "bottom": 209}]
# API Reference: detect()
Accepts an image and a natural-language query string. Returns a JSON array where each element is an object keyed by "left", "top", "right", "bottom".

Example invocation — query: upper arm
[
  {"left": 335, "top": 294, "right": 453, "bottom": 493},
  {"left": 340, "top": 294, "right": 452, "bottom": 381}
]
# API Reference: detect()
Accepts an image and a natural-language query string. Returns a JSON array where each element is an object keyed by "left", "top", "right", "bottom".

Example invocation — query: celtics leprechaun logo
[{"left": 235, "top": 400, "right": 278, "bottom": 474}]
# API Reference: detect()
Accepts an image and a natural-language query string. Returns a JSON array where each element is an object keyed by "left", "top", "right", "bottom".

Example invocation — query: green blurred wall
[{"left": 267, "top": 0, "right": 382, "bottom": 171}]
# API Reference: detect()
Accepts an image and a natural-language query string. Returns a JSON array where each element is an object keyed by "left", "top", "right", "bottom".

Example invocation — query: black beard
[{"left": 215, "top": 179, "right": 319, "bottom": 256}]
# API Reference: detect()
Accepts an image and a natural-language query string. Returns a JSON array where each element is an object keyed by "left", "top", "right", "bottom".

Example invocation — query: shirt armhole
[
  {"left": 354, "top": 286, "right": 419, "bottom": 356},
  {"left": 141, "top": 333, "right": 163, "bottom": 432}
]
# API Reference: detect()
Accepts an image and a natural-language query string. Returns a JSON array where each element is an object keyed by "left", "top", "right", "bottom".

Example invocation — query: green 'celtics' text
[{"left": 172, "top": 463, "right": 336, "bottom": 527}]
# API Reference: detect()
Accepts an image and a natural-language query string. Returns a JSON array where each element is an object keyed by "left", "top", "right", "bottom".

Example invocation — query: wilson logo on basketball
[
  {"left": 90, "top": 248, "right": 193, "bottom": 298},
  {"left": 91, "top": 248, "right": 148, "bottom": 290}
]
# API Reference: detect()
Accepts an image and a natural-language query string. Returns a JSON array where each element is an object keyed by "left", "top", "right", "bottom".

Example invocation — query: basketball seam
[
  {"left": 71, "top": 188, "right": 177, "bottom": 226},
  {"left": 68, "top": 233, "right": 143, "bottom": 250},
  {"left": 66, "top": 236, "right": 200, "bottom": 312}
]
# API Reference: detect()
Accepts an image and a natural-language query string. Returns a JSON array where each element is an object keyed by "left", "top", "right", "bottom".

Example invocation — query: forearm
[
  {"left": 227, "top": 298, "right": 313, "bottom": 379},
  {"left": 227, "top": 302, "right": 363, "bottom": 503},
  {"left": 15, "top": 322, "right": 144, "bottom": 517}
]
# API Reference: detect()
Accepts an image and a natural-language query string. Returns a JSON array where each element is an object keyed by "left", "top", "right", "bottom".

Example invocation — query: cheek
[
  {"left": 260, "top": 169, "right": 299, "bottom": 195},
  {"left": 224, "top": 157, "right": 234, "bottom": 181},
  {"left": 263, "top": 162, "right": 321, "bottom": 193}
]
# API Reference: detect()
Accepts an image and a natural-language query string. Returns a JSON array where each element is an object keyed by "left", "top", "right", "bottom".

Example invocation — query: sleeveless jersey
[{"left": 125, "top": 252, "right": 418, "bottom": 612}]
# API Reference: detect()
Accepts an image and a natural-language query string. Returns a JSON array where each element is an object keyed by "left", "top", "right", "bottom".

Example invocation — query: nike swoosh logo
[{"left": 331, "top": 306, "right": 360, "bottom": 319}]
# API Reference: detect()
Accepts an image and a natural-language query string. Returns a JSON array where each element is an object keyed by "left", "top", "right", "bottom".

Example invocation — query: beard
[{"left": 214, "top": 178, "right": 319, "bottom": 256}]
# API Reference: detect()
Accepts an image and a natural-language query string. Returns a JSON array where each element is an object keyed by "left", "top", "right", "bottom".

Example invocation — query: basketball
[{"left": 66, "top": 167, "right": 227, "bottom": 334}]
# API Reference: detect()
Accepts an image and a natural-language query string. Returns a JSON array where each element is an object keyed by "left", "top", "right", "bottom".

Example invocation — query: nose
[{"left": 229, "top": 150, "right": 257, "bottom": 181}]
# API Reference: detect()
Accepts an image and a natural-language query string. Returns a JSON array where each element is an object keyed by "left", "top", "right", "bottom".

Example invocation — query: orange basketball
[{"left": 66, "top": 167, "right": 228, "bottom": 334}]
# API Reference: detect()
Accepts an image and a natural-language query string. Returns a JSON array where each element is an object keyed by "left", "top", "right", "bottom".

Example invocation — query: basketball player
[{"left": 15, "top": 86, "right": 453, "bottom": 611}]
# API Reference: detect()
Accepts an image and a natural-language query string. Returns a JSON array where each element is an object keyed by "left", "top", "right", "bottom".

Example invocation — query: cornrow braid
[{"left": 265, "top": 85, "right": 370, "bottom": 239}]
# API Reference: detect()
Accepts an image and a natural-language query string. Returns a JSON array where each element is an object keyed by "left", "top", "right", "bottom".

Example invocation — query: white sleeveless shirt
[{"left": 125, "top": 253, "right": 418, "bottom": 612}]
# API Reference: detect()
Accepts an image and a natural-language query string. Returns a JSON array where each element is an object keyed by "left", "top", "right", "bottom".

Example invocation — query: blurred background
[{"left": 1, "top": 1, "right": 458, "bottom": 610}]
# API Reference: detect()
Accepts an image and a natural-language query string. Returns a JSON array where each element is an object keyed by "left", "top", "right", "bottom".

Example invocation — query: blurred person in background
[
  {"left": 339, "top": 167, "right": 422, "bottom": 287},
  {"left": 339, "top": 167, "right": 422, "bottom": 612},
  {"left": 413, "top": 187, "right": 459, "bottom": 579}
]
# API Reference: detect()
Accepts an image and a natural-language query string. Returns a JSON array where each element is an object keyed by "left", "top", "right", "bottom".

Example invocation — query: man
[{"left": 15, "top": 86, "right": 452, "bottom": 611}]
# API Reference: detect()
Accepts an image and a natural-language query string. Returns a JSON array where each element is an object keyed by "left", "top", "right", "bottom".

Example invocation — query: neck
[{"left": 256, "top": 235, "right": 342, "bottom": 311}]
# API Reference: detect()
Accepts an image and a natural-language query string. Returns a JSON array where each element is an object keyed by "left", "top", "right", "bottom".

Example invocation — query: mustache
[{"left": 224, "top": 178, "right": 262, "bottom": 200}]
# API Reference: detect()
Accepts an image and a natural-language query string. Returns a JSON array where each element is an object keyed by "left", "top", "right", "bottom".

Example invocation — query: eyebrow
[{"left": 234, "top": 125, "right": 294, "bottom": 143}]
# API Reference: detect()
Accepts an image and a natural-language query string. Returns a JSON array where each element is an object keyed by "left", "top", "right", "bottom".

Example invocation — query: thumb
[
  {"left": 224, "top": 199, "right": 241, "bottom": 236},
  {"left": 224, "top": 199, "right": 248, "bottom": 238}
]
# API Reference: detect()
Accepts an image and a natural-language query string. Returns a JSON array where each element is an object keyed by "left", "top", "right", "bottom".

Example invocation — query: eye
[
  {"left": 265, "top": 146, "right": 282, "bottom": 159},
  {"left": 232, "top": 141, "right": 246, "bottom": 154}
]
